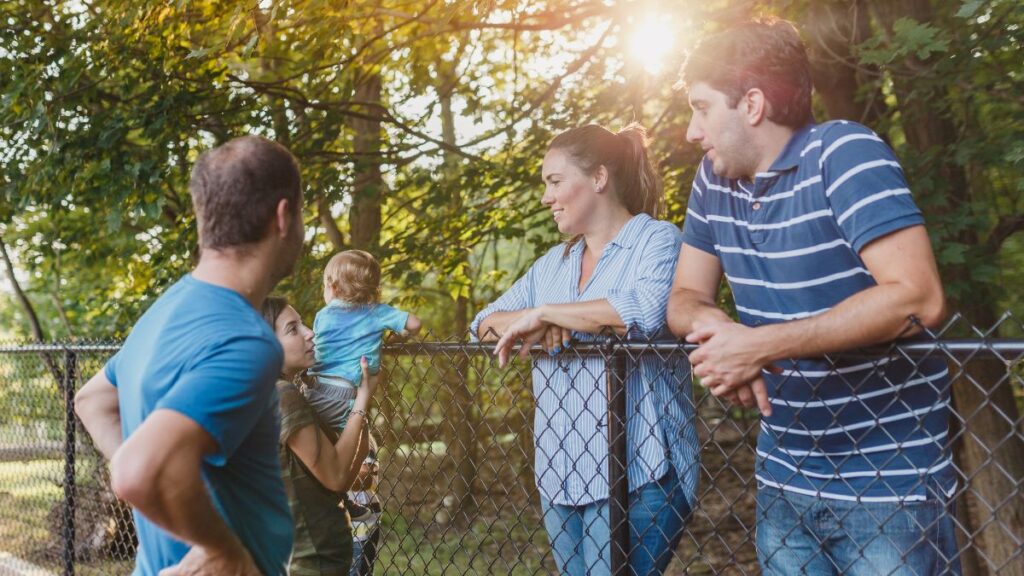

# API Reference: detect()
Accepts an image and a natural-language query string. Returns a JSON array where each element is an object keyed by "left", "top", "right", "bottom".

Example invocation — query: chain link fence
[{"left": 0, "top": 313, "right": 1021, "bottom": 575}]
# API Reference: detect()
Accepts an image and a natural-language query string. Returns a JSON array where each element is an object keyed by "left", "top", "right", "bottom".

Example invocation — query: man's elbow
[
  {"left": 917, "top": 289, "right": 948, "bottom": 331},
  {"left": 73, "top": 390, "right": 91, "bottom": 423},
  {"left": 73, "top": 389, "right": 104, "bottom": 429},
  {"left": 109, "top": 449, "right": 157, "bottom": 507},
  {"left": 665, "top": 295, "right": 688, "bottom": 339}
]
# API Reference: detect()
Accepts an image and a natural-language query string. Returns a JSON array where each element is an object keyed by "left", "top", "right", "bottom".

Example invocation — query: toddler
[
  {"left": 306, "top": 250, "right": 419, "bottom": 520},
  {"left": 308, "top": 250, "right": 420, "bottom": 430}
]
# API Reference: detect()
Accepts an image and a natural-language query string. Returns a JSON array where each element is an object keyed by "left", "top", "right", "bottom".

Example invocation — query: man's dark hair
[
  {"left": 189, "top": 136, "right": 301, "bottom": 250},
  {"left": 681, "top": 18, "right": 813, "bottom": 128}
]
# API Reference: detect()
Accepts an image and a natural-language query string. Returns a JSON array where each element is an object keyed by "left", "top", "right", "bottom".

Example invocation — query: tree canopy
[{"left": 1, "top": 0, "right": 1021, "bottom": 340}]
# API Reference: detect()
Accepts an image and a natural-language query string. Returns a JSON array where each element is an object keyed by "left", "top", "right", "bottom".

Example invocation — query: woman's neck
[
  {"left": 582, "top": 205, "right": 634, "bottom": 256},
  {"left": 281, "top": 369, "right": 299, "bottom": 383}
]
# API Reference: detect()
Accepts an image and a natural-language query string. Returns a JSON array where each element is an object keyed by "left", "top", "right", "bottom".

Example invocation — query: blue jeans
[
  {"left": 349, "top": 527, "right": 379, "bottom": 576},
  {"left": 757, "top": 483, "right": 962, "bottom": 575},
  {"left": 541, "top": 467, "right": 691, "bottom": 576}
]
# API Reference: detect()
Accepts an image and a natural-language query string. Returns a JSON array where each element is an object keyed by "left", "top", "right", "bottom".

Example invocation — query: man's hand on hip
[{"left": 158, "top": 541, "right": 261, "bottom": 576}]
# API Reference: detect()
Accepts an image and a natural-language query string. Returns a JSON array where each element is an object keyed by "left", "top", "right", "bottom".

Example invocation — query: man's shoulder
[
  {"left": 128, "top": 280, "right": 279, "bottom": 361},
  {"left": 813, "top": 120, "right": 880, "bottom": 151}
]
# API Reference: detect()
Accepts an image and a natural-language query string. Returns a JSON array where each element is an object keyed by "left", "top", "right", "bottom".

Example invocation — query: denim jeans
[
  {"left": 541, "top": 467, "right": 691, "bottom": 576},
  {"left": 349, "top": 527, "right": 379, "bottom": 576},
  {"left": 757, "top": 483, "right": 962, "bottom": 575}
]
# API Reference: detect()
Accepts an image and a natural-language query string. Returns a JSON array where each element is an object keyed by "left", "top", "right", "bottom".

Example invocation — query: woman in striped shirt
[{"left": 472, "top": 124, "right": 699, "bottom": 575}]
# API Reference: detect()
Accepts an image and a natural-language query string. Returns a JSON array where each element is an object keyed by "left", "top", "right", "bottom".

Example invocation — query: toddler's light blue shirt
[{"left": 313, "top": 301, "right": 409, "bottom": 385}]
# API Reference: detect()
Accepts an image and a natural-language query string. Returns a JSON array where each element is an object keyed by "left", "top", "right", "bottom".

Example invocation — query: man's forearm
[
  {"left": 83, "top": 418, "right": 123, "bottom": 461},
  {"left": 755, "top": 282, "right": 942, "bottom": 363},
  {"left": 111, "top": 444, "right": 241, "bottom": 554},
  {"left": 667, "top": 288, "right": 732, "bottom": 337}
]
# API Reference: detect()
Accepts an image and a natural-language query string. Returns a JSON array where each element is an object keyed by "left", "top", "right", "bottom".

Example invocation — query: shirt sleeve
[
  {"left": 820, "top": 122, "right": 925, "bottom": 253},
  {"left": 156, "top": 334, "right": 283, "bottom": 466},
  {"left": 312, "top": 306, "right": 328, "bottom": 335},
  {"left": 469, "top": 262, "right": 538, "bottom": 340},
  {"left": 605, "top": 222, "right": 683, "bottom": 338},
  {"left": 276, "top": 381, "right": 316, "bottom": 445},
  {"left": 680, "top": 159, "right": 717, "bottom": 255},
  {"left": 374, "top": 304, "right": 411, "bottom": 333},
  {"left": 103, "top": 350, "right": 121, "bottom": 387}
]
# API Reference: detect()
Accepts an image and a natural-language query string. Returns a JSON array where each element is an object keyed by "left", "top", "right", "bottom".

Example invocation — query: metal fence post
[
  {"left": 605, "top": 342, "right": 629, "bottom": 576},
  {"left": 62, "top": 349, "right": 77, "bottom": 576}
]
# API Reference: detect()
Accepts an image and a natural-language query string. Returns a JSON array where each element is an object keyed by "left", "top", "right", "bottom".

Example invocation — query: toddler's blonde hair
[{"left": 324, "top": 250, "right": 381, "bottom": 306}]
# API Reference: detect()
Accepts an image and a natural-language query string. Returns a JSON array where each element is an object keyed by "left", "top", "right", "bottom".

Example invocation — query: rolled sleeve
[
  {"left": 470, "top": 265, "right": 536, "bottom": 340},
  {"left": 605, "top": 224, "right": 682, "bottom": 337}
]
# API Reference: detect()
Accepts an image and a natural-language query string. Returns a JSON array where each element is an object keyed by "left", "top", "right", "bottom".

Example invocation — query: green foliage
[{"left": 0, "top": 0, "right": 1020, "bottom": 339}]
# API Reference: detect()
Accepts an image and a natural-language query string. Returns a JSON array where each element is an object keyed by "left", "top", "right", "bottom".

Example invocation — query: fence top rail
[
  {"left": 0, "top": 343, "right": 121, "bottom": 354},
  {"left": 1, "top": 339, "right": 1021, "bottom": 360},
  {"left": 377, "top": 338, "right": 1024, "bottom": 359}
]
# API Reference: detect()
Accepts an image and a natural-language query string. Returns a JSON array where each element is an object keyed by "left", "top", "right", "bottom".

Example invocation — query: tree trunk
[
  {"left": 438, "top": 77, "right": 479, "bottom": 522},
  {"left": 0, "top": 234, "right": 64, "bottom": 385},
  {"left": 800, "top": 0, "right": 886, "bottom": 126},
  {"left": 868, "top": 1, "right": 1024, "bottom": 572},
  {"left": 348, "top": 70, "right": 384, "bottom": 252},
  {"left": 947, "top": 300, "right": 1024, "bottom": 576}
]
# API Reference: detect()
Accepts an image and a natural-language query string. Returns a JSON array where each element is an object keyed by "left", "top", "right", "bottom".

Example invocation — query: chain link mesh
[{"left": 0, "top": 312, "right": 1021, "bottom": 575}]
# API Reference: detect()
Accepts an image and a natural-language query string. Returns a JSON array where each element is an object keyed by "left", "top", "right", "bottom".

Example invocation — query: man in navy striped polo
[{"left": 666, "top": 19, "right": 961, "bottom": 575}]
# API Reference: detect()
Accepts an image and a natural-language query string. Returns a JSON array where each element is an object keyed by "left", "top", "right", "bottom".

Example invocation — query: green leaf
[{"left": 956, "top": 1, "right": 983, "bottom": 18}]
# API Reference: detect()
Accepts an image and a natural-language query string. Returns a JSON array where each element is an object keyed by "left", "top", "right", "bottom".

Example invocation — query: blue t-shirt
[
  {"left": 104, "top": 275, "right": 293, "bottom": 575},
  {"left": 312, "top": 301, "right": 409, "bottom": 385},
  {"left": 681, "top": 120, "right": 954, "bottom": 502}
]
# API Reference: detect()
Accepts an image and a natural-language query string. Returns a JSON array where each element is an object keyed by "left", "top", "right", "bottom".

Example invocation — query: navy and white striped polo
[{"left": 681, "top": 120, "right": 955, "bottom": 502}]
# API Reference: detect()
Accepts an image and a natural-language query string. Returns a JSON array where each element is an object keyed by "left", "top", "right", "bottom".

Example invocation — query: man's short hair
[
  {"left": 189, "top": 136, "right": 301, "bottom": 250},
  {"left": 681, "top": 18, "right": 813, "bottom": 128}
]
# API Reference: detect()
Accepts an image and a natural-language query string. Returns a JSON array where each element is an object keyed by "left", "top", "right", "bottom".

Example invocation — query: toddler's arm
[{"left": 402, "top": 312, "right": 421, "bottom": 337}]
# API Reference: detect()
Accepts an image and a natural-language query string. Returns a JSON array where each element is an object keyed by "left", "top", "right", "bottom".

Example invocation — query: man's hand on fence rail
[{"left": 687, "top": 320, "right": 781, "bottom": 416}]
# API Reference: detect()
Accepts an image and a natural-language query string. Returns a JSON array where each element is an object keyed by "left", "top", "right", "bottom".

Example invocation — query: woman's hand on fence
[
  {"left": 494, "top": 308, "right": 548, "bottom": 367},
  {"left": 543, "top": 325, "right": 572, "bottom": 355}
]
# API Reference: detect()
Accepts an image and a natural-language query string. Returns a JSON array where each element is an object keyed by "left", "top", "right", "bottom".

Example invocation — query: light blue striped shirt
[{"left": 471, "top": 214, "right": 700, "bottom": 507}]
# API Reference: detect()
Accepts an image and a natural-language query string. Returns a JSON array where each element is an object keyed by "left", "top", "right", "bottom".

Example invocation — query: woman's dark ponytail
[{"left": 615, "top": 123, "right": 663, "bottom": 219}]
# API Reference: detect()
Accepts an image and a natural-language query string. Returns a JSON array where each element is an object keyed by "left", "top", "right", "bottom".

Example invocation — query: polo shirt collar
[{"left": 768, "top": 122, "right": 817, "bottom": 173}]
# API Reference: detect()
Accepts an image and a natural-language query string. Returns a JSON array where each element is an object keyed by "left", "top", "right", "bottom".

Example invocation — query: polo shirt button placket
[{"left": 750, "top": 179, "right": 771, "bottom": 244}]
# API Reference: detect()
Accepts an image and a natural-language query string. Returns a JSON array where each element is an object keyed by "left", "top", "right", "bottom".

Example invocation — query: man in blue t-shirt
[
  {"left": 74, "top": 136, "right": 306, "bottom": 576},
  {"left": 667, "top": 19, "right": 960, "bottom": 576}
]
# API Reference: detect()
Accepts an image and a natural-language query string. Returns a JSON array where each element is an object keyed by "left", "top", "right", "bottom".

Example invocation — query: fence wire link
[{"left": 0, "top": 313, "right": 1022, "bottom": 575}]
